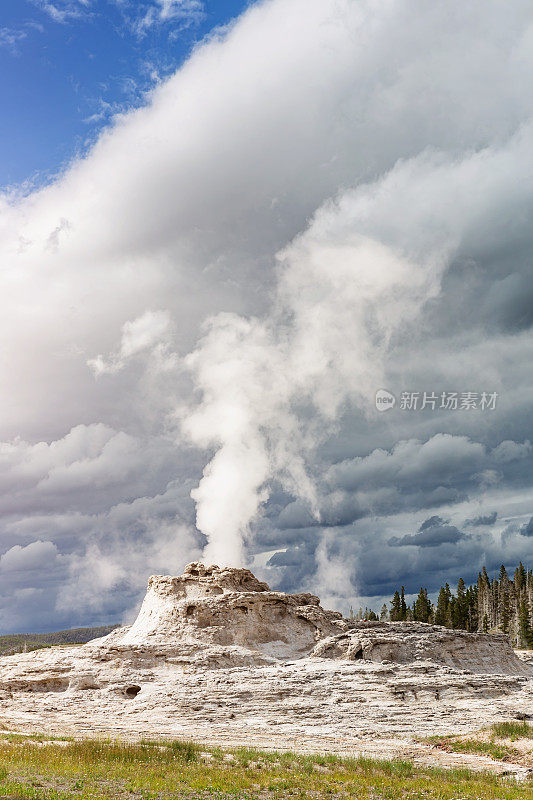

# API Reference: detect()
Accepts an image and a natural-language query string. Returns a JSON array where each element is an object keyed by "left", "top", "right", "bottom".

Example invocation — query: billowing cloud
[
  {"left": 0, "top": 423, "right": 180, "bottom": 515},
  {"left": 329, "top": 435, "right": 485, "bottom": 493},
  {"left": 0, "top": 540, "right": 59, "bottom": 573},
  {"left": 493, "top": 440, "right": 532, "bottom": 463},
  {"left": 88, "top": 309, "right": 176, "bottom": 376}
]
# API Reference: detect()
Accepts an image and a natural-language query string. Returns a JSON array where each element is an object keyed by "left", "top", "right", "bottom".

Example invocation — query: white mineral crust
[{"left": 0, "top": 563, "right": 531, "bottom": 766}]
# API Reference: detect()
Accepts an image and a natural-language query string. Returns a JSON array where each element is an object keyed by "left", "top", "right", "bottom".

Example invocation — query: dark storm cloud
[
  {"left": 388, "top": 516, "right": 465, "bottom": 548},
  {"left": 277, "top": 495, "right": 363, "bottom": 530},
  {"left": 328, "top": 435, "right": 485, "bottom": 493},
  {"left": 325, "top": 435, "right": 532, "bottom": 521}
]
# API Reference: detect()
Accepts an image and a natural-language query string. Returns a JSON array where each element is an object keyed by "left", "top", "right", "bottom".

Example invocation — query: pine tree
[
  {"left": 451, "top": 578, "right": 469, "bottom": 629},
  {"left": 515, "top": 562, "right": 527, "bottom": 592},
  {"left": 498, "top": 565, "right": 510, "bottom": 634},
  {"left": 388, "top": 562, "right": 533, "bottom": 645},
  {"left": 518, "top": 600, "right": 532, "bottom": 648},
  {"left": 400, "top": 586, "right": 407, "bottom": 621},
  {"left": 434, "top": 587, "right": 449, "bottom": 627},
  {"left": 390, "top": 591, "right": 401, "bottom": 621},
  {"left": 413, "top": 587, "right": 432, "bottom": 623},
  {"left": 466, "top": 584, "right": 478, "bottom": 631}
]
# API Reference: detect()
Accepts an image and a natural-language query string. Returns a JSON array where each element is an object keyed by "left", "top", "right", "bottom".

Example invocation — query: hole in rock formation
[
  {"left": 185, "top": 605, "right": 196, "bottom": 617},
  {"left": 125, "top": 685, "right": 141, "bottom": 698}
]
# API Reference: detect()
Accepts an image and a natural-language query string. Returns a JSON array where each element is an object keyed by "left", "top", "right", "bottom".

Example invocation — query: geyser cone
[{"left": 114, "top": 562, "right": 344, "bottom": 659}]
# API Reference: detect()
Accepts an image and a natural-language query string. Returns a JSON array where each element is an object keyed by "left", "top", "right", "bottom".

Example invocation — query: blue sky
[{"left": 0, "top": 0, "right": 249, "bottom": 188}]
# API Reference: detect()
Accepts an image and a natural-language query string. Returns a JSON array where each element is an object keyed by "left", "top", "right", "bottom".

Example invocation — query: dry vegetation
[{"left": 0, "top": 733, "right": 530, "bottom": 799}]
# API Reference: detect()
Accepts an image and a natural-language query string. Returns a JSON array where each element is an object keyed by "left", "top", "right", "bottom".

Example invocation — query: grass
[
  {"left": 425, "top": 721, "right": 533, "bottom": 766},
  {"left": 0, "top": 733, "right": 71, "bottom": 743},
  {"left": 0, "top": 735, "right": 528, "bottom": 799},
  {"left": 492, "top": 721, "right": 533, "bottom": 741},
  {"left": 433, "top": 738, "right": 521, "bottom": 761}
]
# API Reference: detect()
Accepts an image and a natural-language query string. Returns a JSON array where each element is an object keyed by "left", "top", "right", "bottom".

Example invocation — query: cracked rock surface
[{"left": 0, "top": 562, "right": 531, "bottom": 760}]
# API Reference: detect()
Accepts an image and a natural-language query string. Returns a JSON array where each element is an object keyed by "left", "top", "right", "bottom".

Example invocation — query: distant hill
[{"left": 0, "top": 624, "right": 120, "bottom": 656}]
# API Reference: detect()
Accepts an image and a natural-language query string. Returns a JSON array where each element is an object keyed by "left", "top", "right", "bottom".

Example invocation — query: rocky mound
[
  {"left": 104, "top": 563, "right": 344, "bottom": 660},
  {"left": 96, "top": 563, "right": 528, "bottom": 675},
  {"left": 312, "top": 621, "right": 530, "bottom": 675},
  {"left": 0, "top": 563, "right": 530, "bottom": 751}
]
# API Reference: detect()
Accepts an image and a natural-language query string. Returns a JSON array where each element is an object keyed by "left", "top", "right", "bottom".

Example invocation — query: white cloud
[
  {"left": 117, "top": 0, "right": 205, "bottom": 35},
  {"left": 329, "top": 434, "right": 486, "bottom": 491},
  {"left": 0, "top": 28, "right": 27, "bottom": 54},
  {"left": 0, "top": 423, "right": 180, "bottom": 515},
  {"left": 492, "top": 440, "right": 532, "bottom": 463},
  {"left": 32, "top": 1, "right": 92, "bottom": 24},
  {"left": 88, "top": 309, "right": 175, "bottom": 375},
  {"left": 2, "top": 0, "right": 531, "bottom": 438},
  {"left": 0, "top": 540, "right": 59, "bottom": 572},
  {"left": 155, "top": 0, "right": 203, "bottom": 23}
]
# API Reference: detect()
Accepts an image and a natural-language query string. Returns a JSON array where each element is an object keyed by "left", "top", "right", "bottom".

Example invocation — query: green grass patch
[
  {"left": 0, "top": 735, "right": 527, "bottom": 799},
  {"left": 424, "top": 719, "right": 533, "bottom": 763},
  {"left": 439, "top": 738, "right": 519, "bottom": 761},
  {"left": 492, "top": 721, "right": 533, "bottom": 740}
]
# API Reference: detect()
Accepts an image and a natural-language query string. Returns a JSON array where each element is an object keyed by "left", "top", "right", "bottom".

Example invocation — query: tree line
[{"left": 385, "top": 563, "right": 533, "bottom": 648}]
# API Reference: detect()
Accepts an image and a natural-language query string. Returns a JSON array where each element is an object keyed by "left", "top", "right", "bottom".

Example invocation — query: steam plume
[{"left": 182, "top": 177, "right": 445, "bottom": 565}]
